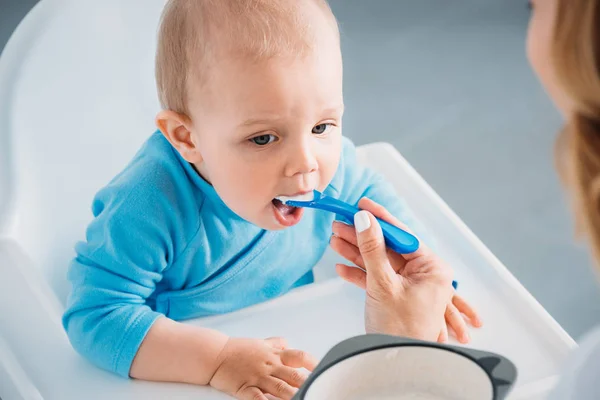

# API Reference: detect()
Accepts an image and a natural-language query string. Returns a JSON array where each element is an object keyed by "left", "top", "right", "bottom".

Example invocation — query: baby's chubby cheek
[
  {"left": 215, "top": 173, "right": 280, "bottom": 224},
  {"left": 319, "top": 140, "right": 343, "bottom": 188}
]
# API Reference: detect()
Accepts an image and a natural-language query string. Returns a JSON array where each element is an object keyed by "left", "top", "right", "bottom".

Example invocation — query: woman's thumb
[{"left": 354, "top": 210, "right": 395, "bottom": 286}]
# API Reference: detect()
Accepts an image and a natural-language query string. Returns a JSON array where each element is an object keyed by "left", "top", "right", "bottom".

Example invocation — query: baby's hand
[
  {"left": 438, "top": 294, "right": 483, "bottom": 344},
  {"left": 210, "top": 337, "right": 317, "bottom": 400}
]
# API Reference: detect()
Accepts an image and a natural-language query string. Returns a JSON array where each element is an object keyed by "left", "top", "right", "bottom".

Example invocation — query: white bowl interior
[{"left": 304, "top": 346, "right": 494, "bottom": 400}]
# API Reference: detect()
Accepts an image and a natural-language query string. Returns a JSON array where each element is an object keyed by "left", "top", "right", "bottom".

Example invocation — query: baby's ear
[{"left": 156, "top": 110, "right": 203, "bottom": 163}]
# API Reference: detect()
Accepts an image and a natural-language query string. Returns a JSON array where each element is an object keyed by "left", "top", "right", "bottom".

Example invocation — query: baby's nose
[{"left": 285, "top": 144, "right": 318, "bottom": 177}]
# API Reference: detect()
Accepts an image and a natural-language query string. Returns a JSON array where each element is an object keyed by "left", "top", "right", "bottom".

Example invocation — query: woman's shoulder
[{"left": 548, "top": 325, "right": 600, "bottom": 399}]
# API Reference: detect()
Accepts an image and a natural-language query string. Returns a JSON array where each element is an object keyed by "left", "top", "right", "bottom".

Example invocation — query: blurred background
[{"left": 1, "top": 0, "right": 598, "bottom": 340}]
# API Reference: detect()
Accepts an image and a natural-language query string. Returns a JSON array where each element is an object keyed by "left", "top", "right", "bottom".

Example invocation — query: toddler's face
[{"left": 188, "top": 43, "right": 344, "bottom": 230}]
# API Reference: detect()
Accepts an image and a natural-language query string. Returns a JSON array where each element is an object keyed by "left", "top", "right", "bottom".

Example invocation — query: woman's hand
[
  {"left": 440, "top": 293, "right": 482, "bottom": 343},
  {"left": 330, "top": 198, "right": 481, "bottom": 342}
]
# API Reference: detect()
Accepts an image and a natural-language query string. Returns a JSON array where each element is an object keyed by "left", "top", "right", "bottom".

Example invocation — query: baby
[{"left": 62, "top": 0, "right": 478, "bottom": 399}]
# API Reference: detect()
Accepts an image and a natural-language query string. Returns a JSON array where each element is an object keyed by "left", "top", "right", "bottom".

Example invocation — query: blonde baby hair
[{"left": 155, "top": 0, "right": 339, "bottom": 115}]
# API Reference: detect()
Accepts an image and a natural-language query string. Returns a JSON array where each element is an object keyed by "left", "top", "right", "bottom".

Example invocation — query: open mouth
[{"left": 271, "top": 193, "right": 311, "bottom": 227}]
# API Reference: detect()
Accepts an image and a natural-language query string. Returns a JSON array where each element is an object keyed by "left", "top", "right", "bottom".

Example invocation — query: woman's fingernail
[{"left": 354, "top": 211, "right": 371, "bottom": 233}]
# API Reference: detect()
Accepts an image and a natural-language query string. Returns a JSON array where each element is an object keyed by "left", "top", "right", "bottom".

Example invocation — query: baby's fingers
[
  {"left": 238, "top": 386, "right": 268, "bottom": 400},
  {"left": 446, "top": 303, "right": 469, "bottom": 344},
  {"left": 281, "top": 349, "right": 318, "bottom": 371},
  {"left": 437, "top": 320, "right": 448, "bottom": 344},
  {"left": 453, "top": 295, "right": 483, "bottom": 327},
  {"left": 264, "top": 337, "right": 288, "bottom": 350},
  {"left": 274, "top": 366, "right": 308, "bottom": 389},
  {"left": 261, "top": 377, "right": 297, "bottom": 400}
]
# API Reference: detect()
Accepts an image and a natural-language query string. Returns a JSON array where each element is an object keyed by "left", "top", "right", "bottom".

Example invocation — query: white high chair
[{"left": 0, "top": 0, "right": 575, "bottom": 399}]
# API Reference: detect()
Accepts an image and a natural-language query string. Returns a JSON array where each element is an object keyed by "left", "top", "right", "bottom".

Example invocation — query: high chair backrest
[{"left": 0, "top": 0, "right": 167, "bottom": 303}]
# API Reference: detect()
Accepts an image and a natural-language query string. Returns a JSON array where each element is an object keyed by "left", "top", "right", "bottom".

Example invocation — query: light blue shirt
[{"left": 62, "top": 131, "right": 425, "bottom": 378}]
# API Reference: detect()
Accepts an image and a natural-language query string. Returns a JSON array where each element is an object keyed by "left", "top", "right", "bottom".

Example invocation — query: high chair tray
[
  {"left": 0, "top": 1, "right": 575, "bottom": 397},
  {"left": 0, "top": 143, "right": 575, "bottom": 399}
]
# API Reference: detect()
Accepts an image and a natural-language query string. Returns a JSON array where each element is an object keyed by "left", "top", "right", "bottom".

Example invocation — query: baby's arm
[
  {"left": 63, "top": 207, "right": 163, "bottom": 376},
  {"left": 62, "top": 183, "right": 226, "bottom": 381},
  {"left": 132, "top": 320, "right": 316, "bottom": 399},
  {"left": 130, "top": 317, "right": 228, "bottom": 384},
  {"left": 63, "top": 183, "right": 315, "bottom": 398}
]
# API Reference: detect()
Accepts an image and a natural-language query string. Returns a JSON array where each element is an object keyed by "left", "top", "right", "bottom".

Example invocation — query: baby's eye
[
  {"left": 250, "top": 134, "right": 277, "bottom": 146},
  {"left": 312, "top": 123, "right": 331, "bottom": 135}
]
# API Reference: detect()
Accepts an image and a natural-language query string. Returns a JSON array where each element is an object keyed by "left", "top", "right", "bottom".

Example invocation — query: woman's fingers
[
  {"left": 332, "top": 222, "right": 408, "bottom": 274},
  {"left": 332, "top": 213, "right": 408, "bottom": 271},
  {"left": 357, "top": 198, "right": 407, "bottom": 230},
  {"left": 357, "top": 198, "right": 433, "bottom": 263},
  {"left": 333, "top": 196, "right": 425, "bottom": 266},
  {"left": 330, "top": 234, "right": 364, "bottom": 268},
  {"left": 332, "top": 221, "right": 359, "bottom": 246},
  {"left": 336, "top": 263, "right": 367, "bottom": 289},
  {"left": 445, "top": 303, "right": 469, "bottom": 344},
  {"left": 453, "top": 295, "right": 483, "bottom": 328},
  {"left": 332, "top": 208, "right": 408, "bottom": 246},
  {"left": 353, "top": 211, "right": 397, "bottom": 290}
]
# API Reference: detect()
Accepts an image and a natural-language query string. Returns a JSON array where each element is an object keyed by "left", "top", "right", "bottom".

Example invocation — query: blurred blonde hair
[
  {"left": 553, "top": 0, "right": 600, "bottom": 262},
  {"left": 155, "top": 0, "right": 339, "bottom": 115}
]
